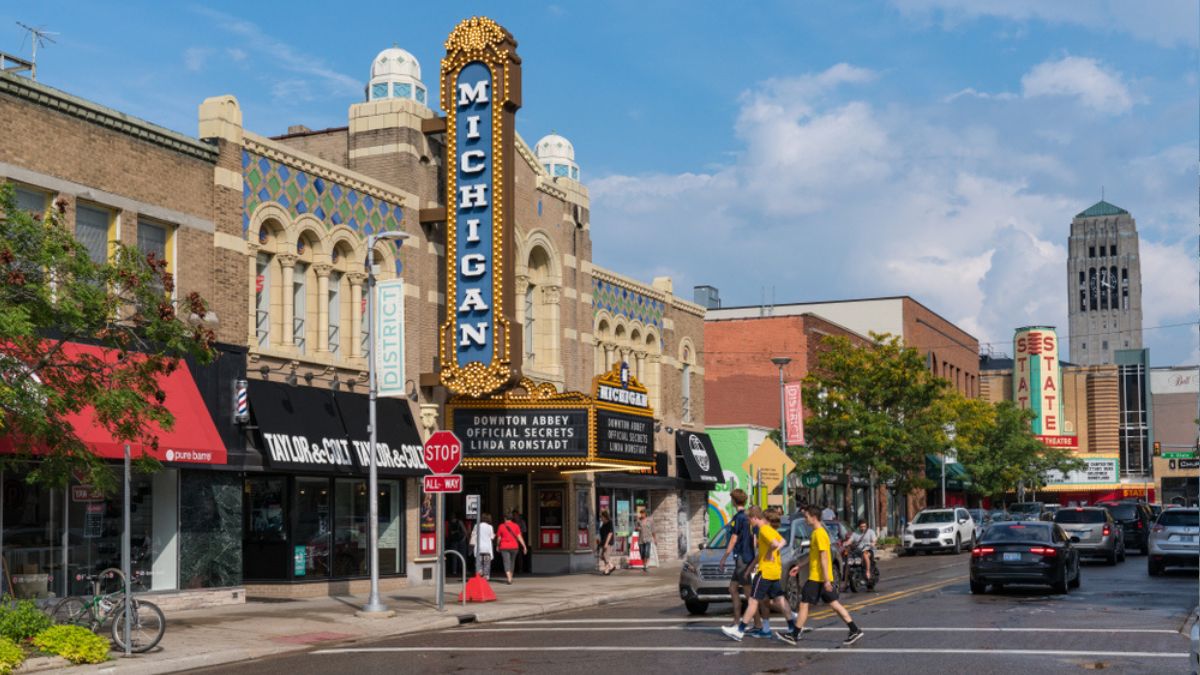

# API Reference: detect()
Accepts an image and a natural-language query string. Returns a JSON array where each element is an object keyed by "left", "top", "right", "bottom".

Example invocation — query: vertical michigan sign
[
  {"left": 439, "top": 17, "right": 523, "bottom": 397},
  {"left": 1013, "top": 326, "right": 1062, "bottom": 435}
]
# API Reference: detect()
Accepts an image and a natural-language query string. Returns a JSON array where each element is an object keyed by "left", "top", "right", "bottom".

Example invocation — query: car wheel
[
  {"left": 1140, "top": 540, "right": 1149, "bottom": 556},
  {"left": 954, "top": 534, "right": 963, "bottom": 554},
  {"left": 1118, "top": 542, "right": 1126, "bottom": 563},
  {"left": 1107, "top": 549, "right": 1118, "bottom": 566},
  {"left": 969, "top": 580, "right": 986, "bottom": 594},
  {"left": 1148, "top": 559, "right": 1163, "bottom": 576},
  {"left": 684, "top": 599, "right": 709, "bottom": 615},
  {"left": 1070, "top": 569, "right": 1081, "bottom": 589},
  {"left": 902, "top": 547, "right": 913, "bottom": 557},
  {"left": 1053, "top": 574, "right": 1070, "bottom": 595},
  {"left": 785, "top": 573, "right": 802, "bottom": 611}
]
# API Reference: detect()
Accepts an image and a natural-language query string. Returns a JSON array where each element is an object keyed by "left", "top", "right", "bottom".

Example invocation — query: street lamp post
[
  {"left": 943, "top": 423, "right": 956, "bottom": 509},
  {"left": 360, "top": 230, "right": 411, "bottom": 617},
  {"left": 771, "top": 357, "right": 792, "bottom": 512}
]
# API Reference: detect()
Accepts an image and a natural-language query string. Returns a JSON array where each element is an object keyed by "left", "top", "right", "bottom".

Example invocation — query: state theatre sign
[
  {"left": 439, "top": 17, "right": 523, "bottom": 398},
  {"left": 1014, "top": 326, "right": 1063, "bottom": 436}
]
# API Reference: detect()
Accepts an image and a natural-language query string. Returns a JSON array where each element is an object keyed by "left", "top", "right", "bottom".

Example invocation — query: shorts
[
  {"left": 800, "top": 579, "right": 839, "bottom": 605},
  {"left": 751, "top": 576, "right": 785, "bottom": 601},
  {"left": 731, "top": 558, "right": 752, "bottom": 586},
  {"left": 639, "top": 542, "right": 651, "bottom": 564},
  {"left": 500, "top": 549, "right": 518, "bottom": 573}
]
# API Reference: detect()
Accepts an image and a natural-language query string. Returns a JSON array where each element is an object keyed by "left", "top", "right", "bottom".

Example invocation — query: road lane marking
[
  {"left": 312, "top": 646, "right": 1187, "bottom": 658},
  {"left": 457, "top": 626, "right": 1179, "bottom": 634}
]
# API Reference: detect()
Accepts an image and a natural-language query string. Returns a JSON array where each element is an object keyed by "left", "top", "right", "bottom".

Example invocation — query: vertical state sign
[
  {"left": 1013, "top": 326, "right": 1062, "bottom": 435},
  {"left": 376, "top": 279, "right": 405, "bottom": 397},
  {"left": 439, "top": 17, "right": 523, "bottom": 397}
]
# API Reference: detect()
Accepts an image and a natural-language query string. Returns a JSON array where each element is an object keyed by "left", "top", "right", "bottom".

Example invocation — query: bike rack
[{"left": 440, "top": 550, "right": 467, "bottom": 608}]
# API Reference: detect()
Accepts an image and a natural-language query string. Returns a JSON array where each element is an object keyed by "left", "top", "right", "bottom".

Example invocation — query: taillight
[
  {"left": 1152, "top": 525, "right": 1164, "bottom": 533},
  {"left": 971, "top": 546, "right": 994, "bottom": 558},
  {"left": 1102, "top": 526, "right": 1111, "bottom": 536},
  {"left": 1029, "top": 546, "right": 1058, "bottom": 557},
  {"left": 1135, "top": 521, "right": 1144, "bottom": 529}
]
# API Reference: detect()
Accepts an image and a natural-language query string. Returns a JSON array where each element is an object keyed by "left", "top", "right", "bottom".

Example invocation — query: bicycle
[{"left": 49, "top": 568, "right": 165, "bottom": 653}]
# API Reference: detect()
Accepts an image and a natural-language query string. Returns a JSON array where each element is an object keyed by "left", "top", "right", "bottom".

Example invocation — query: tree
[
  {"left": 0, "top": 184, "right": 215, "bottom": 490},
  {"left": 948, "top": 395, "right": 1084, "bottom": 503},
  {"left": 802, "top": 333, "right": 948, "bottom": 520}
]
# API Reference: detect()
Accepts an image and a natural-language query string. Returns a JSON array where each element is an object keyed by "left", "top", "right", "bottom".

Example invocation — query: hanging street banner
[
  {"left": 376, "top": 279, "right": 406, "bottom": 398},
  {"left": 784, "top": 382, "right": 805, "bottom": 446},
  {"left": 1014, "top": 326, "right": 1062, "bottom": 436},
  {"left": 439, "top": 17, "right": 523, "bottom": 397}
]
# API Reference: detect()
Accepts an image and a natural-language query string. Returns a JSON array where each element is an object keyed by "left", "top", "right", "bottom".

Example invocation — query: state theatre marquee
[{"left": 448, "top": 364, "right": 656, "bottom": 471}]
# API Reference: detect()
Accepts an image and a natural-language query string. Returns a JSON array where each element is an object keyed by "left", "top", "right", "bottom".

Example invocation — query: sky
[{"left": 4, "top": 1, "right": 1198, "bottom": 364}]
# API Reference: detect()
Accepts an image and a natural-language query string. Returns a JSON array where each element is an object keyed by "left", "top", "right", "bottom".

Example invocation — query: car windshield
[
  {"left": 706, "top": 527, "right": 731, "bottom": 549},
  {"left": 1104, "top": 504, "right": 1138, "bottom": 520},
  {"left": 981, "top": 523, "right": 1052, "bottom": 543},
  {"left": 1055, "top": 509, "right": 1106, "bottom": 524},
  {"left": 914, "top": 511, "right": 954, "bottom": 524},
  {"left": 1158, "top": 511, "right": 1200, "bottom": 527},
  {"left": 1009, "top": 503, "right": 1041, "bottom": 514}
]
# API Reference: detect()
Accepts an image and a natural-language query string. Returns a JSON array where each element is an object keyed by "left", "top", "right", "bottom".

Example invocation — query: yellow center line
[{"left": 805, "top": 575, "right": 968, "bottom": 620}]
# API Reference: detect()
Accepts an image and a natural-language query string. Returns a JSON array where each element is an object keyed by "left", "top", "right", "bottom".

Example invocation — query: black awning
[
  {"left": 675, "top": 430, "right": 723, "bottom": 484},
  {"left": 248, "top": 380, "right": 358, "bottom": 474},
  {"left": 334, "top": 394, "right": 427, "bottom": 477}
]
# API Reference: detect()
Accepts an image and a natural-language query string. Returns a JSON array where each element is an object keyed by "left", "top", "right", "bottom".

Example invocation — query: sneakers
[
  {"left": 720, "top": 625, "right": 744, "bottom": 642},
  {"left": 747, "top": 628, "right": 774, "bottom": 639},
  {"left": 843, "top": 629, "right": 864, "bottom": 646},
  {"left": 776, "top": 626, "right": 813, "bottom": 645}
]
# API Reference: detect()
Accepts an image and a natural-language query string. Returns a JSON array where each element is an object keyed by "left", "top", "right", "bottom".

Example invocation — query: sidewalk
[{"left": 34, "top": 564, "right": 679, "bottom": 675}]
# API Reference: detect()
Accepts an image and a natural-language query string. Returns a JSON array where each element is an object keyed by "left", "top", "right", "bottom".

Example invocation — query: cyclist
[{"left": 847, "top": 519, "right": 877, "bottom": 582}]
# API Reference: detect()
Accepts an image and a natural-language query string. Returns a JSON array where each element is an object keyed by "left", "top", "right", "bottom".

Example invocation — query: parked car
[
  {"left": 1147, "top": 507, "right": 1199, "bottom": 576},
  {"left": 1100, "top": 501, "right": 1154, "bottom": 555},
  {"left": 679, "top": 514, "right": 835, "bottom": 615},
  {"left": 1042, "top": 504, "right": 1062, "bottom": 519},
  {"left": 1008, "top": 502, "right": 1048, "bottom": 521},
  {"left": 967, "top": 509, "right": 991, "bottom": 527},
  {"left": 1149, "top": 504, "right": 1163, "bottom": 519},
  {"left": 988, "top": 510, "right": 1010, "bottom": 523},
  {"left": 1053, "top": 507, "right": 1124, "bottom": 564},
  {"left": 970, "top": 521, "right": 1081, "bottom": 594},
  {"left": 903, "top": 508, "right": 976, "bottom": 554}
]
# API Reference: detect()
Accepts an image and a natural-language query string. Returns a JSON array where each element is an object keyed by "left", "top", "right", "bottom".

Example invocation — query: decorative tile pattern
[
  {"left": 593, "top": 279, "right": 665, "bottom": 330},
  {"left": 241, "top": 150, "right": 402, "bottom": 240}
]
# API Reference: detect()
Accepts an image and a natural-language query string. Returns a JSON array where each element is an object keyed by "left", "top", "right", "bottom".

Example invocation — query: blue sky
[{"left": 4, "top": 1, "right": 1198, "bottom": 364}]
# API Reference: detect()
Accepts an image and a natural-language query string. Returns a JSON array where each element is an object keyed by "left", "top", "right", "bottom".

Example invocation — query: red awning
[{"left": 2, "top": 342, "right": 226, "bottom": 465}]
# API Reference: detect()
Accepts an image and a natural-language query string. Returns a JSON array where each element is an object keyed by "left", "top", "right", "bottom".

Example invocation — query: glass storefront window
[
  {"left": 245, "top": 476, "right": 288, "bottom": 581},
  {"left": 333, "top": 479, "right": 368, "bottom": 577},
  {"left": 294, "top": 479, "right": 330, "bottom": 579},
  {"left": 3, "top": 477, "right": 61, "bottom": 599},
  {"left": 377, "top": 481, "right": 402, "bottom": 576}
]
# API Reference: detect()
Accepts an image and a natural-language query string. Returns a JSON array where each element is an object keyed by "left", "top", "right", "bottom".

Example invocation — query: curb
[
  {"left": 1180, "top": 604, "right": 1199, "bottom": 637},
  {"left": 52, "top": 582, "right": 676, "bottom": 675}
]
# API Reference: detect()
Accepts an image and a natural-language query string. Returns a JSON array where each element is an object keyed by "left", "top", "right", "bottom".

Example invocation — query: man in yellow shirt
[
  {"left": 780, "top": 505, "right": 863, "bottom": 646},
  {"left": 720, "top": 506, "right": 799, "bottom": 641}
]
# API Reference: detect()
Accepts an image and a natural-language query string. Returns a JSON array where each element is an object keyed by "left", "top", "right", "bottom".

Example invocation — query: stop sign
[{"left": 423, "top": 430, "right": 462, "bottom": 474}]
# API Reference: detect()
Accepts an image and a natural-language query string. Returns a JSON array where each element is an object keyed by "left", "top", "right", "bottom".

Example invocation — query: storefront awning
[
  {"left": 0, "top": 342, "right": 227, "bottom": 465},
  {"left": 676, "top": 431, "right": 723, "bottom": 484},
  {"left": 925, "top": 453, "right": 970, "bottom": 490},
  {"left": 247, "top": 380, "right": 426, "bottom": 476}
]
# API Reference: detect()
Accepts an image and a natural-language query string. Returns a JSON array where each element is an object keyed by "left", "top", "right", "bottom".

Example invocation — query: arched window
[
  {"left": 680, "top": 343, "right": 695, "bottom": 423},
  {"left": 292, "top": 232, "right": 321, "bottom": 354},
  {"left": 328, "top": 241, "right": 354, "bottom": 357},
  {"left": 522, "top": 244, "right": 559, "bottom": 371},
  {"left": 595, "top": 318, "right": 610, "bottom": 375},
  {"left": 644, "top": 331, "right": 661, "bottom": 411},
  {"left": 253, "top": 218, "right": 286, "bottom": 350}
]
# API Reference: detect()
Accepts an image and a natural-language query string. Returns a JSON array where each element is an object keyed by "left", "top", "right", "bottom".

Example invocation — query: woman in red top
[{"left": 497, "top": 511, "right": 528, "bottom": 585}]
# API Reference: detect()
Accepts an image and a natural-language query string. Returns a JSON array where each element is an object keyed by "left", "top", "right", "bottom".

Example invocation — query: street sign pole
[{"left": 436, "top": 492, "right": 445, "bottom": 611}]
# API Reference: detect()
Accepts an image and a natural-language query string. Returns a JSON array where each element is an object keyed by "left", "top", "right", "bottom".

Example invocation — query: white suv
[{"left": 903, "top": 508, "right": 976, "bottom": 555}]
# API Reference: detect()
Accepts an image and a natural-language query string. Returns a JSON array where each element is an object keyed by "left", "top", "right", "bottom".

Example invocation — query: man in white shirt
[
  {"left": 848, "top": 520, "right": 877, "bottom": 581},
  {"left": 469, "top": 512, "right": 496, "bottom": 579},
  {"left": 821, "top": 503, "right": 836, "bottom": 522}
]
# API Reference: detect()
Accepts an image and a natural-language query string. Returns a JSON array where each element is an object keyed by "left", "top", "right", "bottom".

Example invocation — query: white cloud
[
  {"left": 890, "top": 0, "right": 1199, "bottom": 48},
  {"left": 943, "top": 88, "right": 1016, "bottom": 103},
  {"left": 183, "top": 47, "right": 211, "bottom": 72},
  {"left": 1139, "top": 239, "right": 1198, "bottom": 334},
  {"left": 1021, "top": 56, "right": 1134, "bottom": 114}
]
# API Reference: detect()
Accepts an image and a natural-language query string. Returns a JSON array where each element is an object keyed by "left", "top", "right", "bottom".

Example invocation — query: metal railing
[
  {"left": 255, "top": 310, "right": 270, "bottom": 347},
  {"left": 440, "top": 550, "right": 467, "bottom": 609},
  {"left": 328, "top": 325, "right": 340, "bottom": 354},
  {"left": 293, "top": 317, "right": 306, "bottom": 352}
]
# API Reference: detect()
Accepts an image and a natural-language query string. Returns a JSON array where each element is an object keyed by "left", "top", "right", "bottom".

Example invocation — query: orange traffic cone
[{"left": 459, "top": 572, "right": 497, "bottom": 603}]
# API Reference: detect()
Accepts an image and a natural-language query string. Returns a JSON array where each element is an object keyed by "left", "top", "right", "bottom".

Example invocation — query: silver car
[
  {"left": 679, "top": 516, "right": 822, "bottom": 615},
  {"left": 1148, "top": 508, "right": 1200, "bottom": 576},
  {"left": 1053, "top": 507, "right": 1124, "bottom": 564}
]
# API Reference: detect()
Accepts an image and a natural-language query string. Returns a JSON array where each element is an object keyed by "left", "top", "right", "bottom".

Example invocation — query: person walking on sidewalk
[
  {"left": 598, "top": 509, "right": 616, "bottom": 575},
  {"left": 721, "top": 506, "right": 800, "bottom": 641},
  {"left": 778, "top": 505, "right": 864, "bottom": 647},
  {"left": 718, "top": 489, "right": 756, "bottom": 628},
  {"left": 447, "top": 512, "right": 468, "bottom": 577},
  {"left": 636, "top": 509, "right": 657, "bottom": 573},
  {"left": 469, "top": 512, "right": 496, "bottom": 580},
  {"left": 497, "top": 512, "right": 528, "bottom": 585}
]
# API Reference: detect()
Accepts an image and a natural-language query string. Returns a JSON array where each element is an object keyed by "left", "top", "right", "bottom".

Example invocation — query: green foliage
[
  {"left": 0, "top": 183, "right": 215, "bottom": 491},
  {"left": 32, "top": 625, "right": 110, "bottom": 664},
  {"left": 877, "top": 536, "right": 900, "bottom": 547},
  {"left": 0, "top": 598, "right": 51, "bottom": 642},
  {"left": 0, "top": 636, "right": 23, "bottom": 674},
  {"left": 802, "top": 333, "right": 947, "bottom": 497}
]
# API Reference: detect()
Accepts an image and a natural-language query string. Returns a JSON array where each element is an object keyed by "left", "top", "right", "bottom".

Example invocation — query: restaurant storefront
[{"left": 241, "top": 380, "right": 424, "bottom": 588}]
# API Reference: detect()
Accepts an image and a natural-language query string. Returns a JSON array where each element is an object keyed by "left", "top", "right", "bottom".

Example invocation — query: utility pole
[{"left": 16, "top": 22, "right": 57, "bottom": 81}]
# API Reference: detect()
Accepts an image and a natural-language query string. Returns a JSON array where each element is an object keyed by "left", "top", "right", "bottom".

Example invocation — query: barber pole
[{"left": 233, "top": 379, "right": 249, "bottom": 423}]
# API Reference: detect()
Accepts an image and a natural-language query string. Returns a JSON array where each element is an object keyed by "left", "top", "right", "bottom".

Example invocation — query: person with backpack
[
  {"left": 718, "top": 489, "right": 756, "bottom": 628},
  {"left": 497, "top": 512, "right": 528, "bottom": 585},
  {"left": 469, "top": 513, "right": 495, "bottom": 580}
]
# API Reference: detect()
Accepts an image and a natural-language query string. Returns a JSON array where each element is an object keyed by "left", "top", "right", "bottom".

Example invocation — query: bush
[
  {"left": 878, "top": 536, "right": 901, "bottom": 547},
  {"left": 0, "top": 637, "right": 24, "bottom": 674},
  {"left": 0, "top": 598, "right": 51, "bottom": 642},
  {"left": 32, "top": 625, "right": 110, "bottom": 664}
]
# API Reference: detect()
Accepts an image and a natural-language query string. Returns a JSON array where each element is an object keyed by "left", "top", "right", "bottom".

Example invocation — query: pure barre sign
[{"left": 439, "top": 17, "right": 523, "bottom": 397}]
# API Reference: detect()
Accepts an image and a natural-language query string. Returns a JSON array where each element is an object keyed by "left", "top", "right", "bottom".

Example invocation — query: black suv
[{"left": 1100, "top": 501, "right": 1154, "bottom": 554}]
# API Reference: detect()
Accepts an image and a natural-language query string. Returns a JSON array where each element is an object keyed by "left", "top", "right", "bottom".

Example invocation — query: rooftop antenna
[
  {"left": 16, "top": 22, "right": 57, "bottom": 81},
  {"left": 1101, "top": 185, "right": 1105, "bottom": 202}
]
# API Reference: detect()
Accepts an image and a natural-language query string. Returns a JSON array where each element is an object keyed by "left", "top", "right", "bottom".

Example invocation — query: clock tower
[{"left": 1066, "top": 200, "right": 1143, "bottom": 366}]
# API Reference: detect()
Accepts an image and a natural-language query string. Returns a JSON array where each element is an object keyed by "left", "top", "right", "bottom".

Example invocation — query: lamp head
[{"left": 771, "top": 356, "right": 792, "bottom": 367}]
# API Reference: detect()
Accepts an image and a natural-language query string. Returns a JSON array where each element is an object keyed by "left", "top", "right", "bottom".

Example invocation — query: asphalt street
[{"left": 192, "top": 551, "right": 1198, "bottom": 674}]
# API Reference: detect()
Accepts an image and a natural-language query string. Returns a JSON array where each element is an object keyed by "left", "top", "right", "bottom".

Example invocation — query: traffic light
[{"left": 1153, "top": 441, "right": 1161, "bottom": 457}]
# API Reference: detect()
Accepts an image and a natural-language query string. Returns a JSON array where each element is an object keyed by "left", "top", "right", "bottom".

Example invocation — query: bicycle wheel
[
  {"left": 111, "top": 599, "right": 165, "bottom": 653},
  {"left": 50, "top": 597, "right": 95, "bottom": 629}
]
